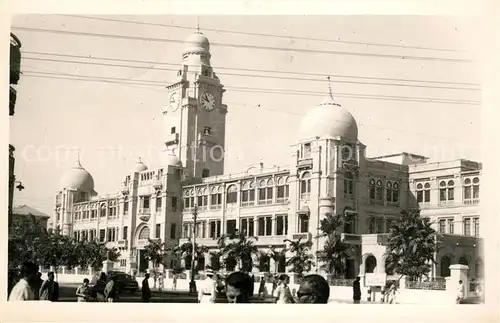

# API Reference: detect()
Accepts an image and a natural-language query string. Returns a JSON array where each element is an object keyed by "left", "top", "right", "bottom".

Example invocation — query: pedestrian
[
  {"left": 456, "top": 280, "right": 465, "bottom": 304},
  {"left": 258, "top": 276, "right": 267, "bottom": 298},
  {"left": 296, "top": 274, "right": 330, "bottom": 304},
  {"left": 271, "top": 274, "right": 278, "bottom": 297},
  {"left": 158, "top": 273, "right": 164, "bottom": 293},
  {"left": 33, "top": 272, "right": 44, "bottom": 301},
  {"left": 275, "top": 274, "right": 294, "bottom": 304},
  {"left": 76, "top": 278, "right": 90, "bottom": 302},
  {"left": 225, "top": 271, "right": 254, "bottom": 303},
  {"left": 142, "top": 273, "right": 151, "bottom": 302},
  {"left": 198, "top": 269, "right": 217, "bottom": 303},
  {"left": 172, "top": 273, "right": 178, "bottom": 291},
  {"left": 91, "top": 272, "right": 108, "bottom": 302},
  {"left": 39, "top": 271, "right": 59, "bottom": 302},
  {"left": 105, "top": 275, "right": 118, "bottom": 302},
  {"left": 8, "top": 262, "right": 38, "bottom": 302},
  {"left": 352, "top": 276, "right": 361, "bottom": 304},
  {"left": 153, "top": 271, "right": 157, "bottom": 289}
]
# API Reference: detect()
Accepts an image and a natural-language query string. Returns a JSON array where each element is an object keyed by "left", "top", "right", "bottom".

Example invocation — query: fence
[{"left": 405, "top": 277, "right": 446, "bottom": 291}]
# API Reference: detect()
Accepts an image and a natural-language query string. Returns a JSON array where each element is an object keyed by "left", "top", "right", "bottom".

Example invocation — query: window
[
  {"left": 226, "top": 219, "right": 237, "bottom": 235},
  {"left": 463, "top": 218, "right": 471, "bottom": 236},
  {"left": 156, "top": 195, "right": 162, "bottom": 211},
  {"left": 416, "top": 182, "right": 431, "bottom": 203},
  {"left": 276, "top": 215, "right": 288, "bottom": 235},
  {"left": 123, "top": 226, "right": 128, "bottom": 240},
  {"left": 464, "top": 177, "right": 480, "bottom": 204},
  {"left": 171, "top": 126, "right": 176, "bottom": 134},
  {"left": 439, "top": 180, "right": 454, "bottom": 204},
  {"left": 240, "top": 181, "right": 255, "bottom": 206},
  {"left": 202, "top": 168, "right": 210, "bottom": 178},
  {"left": 376, "top": 218, "right": 385, "bottom": 233},
  {"left": 447, "top": 219, "right": 454, "bottom": 234},
  {"left": 386, "top": 181, "right": 400, "bottom": 205},
  {"left": 439, "top": 219, "right": 446, "bottom": 233},
  {"left": 182, "top": 223, "right": 189, "bottom": 239},
  {"left": 226, "top": 185, "right": 238, "bottom": 204},
  {"left": 258, "top": 179, "right": 274, "bottom": 204},
  {"left": 184, "top": 189, "right": 194, "bottom": 210},
  {"left": 142, "top": 196, "right": 151, "bottom": 209},
  {"left": 473, "top": 218, "right": 479, "bottom": 237},
  {"left": 172, "top": 197, "right": 178, "bottom": 211},
  {"left": 302, "top": 143, "right": 312, "bottom": 159},
  {"left": 209, "top": 220, "right": 221, "bottom": 238},
  {"left": 197, "top": 188, "right": 208, "bottom": 210},
  {"left": 257, "top": 216, "right": 273, "bottom": 236},
  {"left": 100, "top": 204, "right": 106, "bottom": 217},
  {"left": 100, "top": 229, "right": 105, "bottom": 242},
  {"left": 344, "top": 172, "right": 354, "bottom": 196},
  {"left": 156, "top": 224, "right": 161, "bottom": 239},
  {"left": 170, "top": 223, "right": 176, "bottom": 239},
  {"left": 341, "top": 146, "right": 352, "bottom": 162},
  {"left": 91, "top": 209, "right": 97, "bottom": 219},
  {"left": 299, "top": 214, "right": 309, "bottom": 233},
  {"left": 210, "top": 186, "right": 223, "bottom": 209},
  {"left": 276, "top": 177, "right": 290, "bottom": 203},
  {"left": 240, "top": 218, "right": 255, "bottom": 236},
  {"left": 370, "top": 179, "right": 383, "bottom": 204},
  {"left": 123, "top": 201, "right": 129, "bottom": 215},
  {"left": 300, "top": 172, "right": 312, "bottom": 199},
  {"left": 204, "top": 126, "right": 211, "bottom": 135},
  {"left": 120, "top": 259, "right": 127, "bottom": 267}
]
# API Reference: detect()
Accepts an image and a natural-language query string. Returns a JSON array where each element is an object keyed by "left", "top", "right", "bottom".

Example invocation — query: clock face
[
  {"left": 201, "top": 92, "right": 216, "bottom": 111},
  {"left": 169, "top": 92, "right": 180, "bottom": 111}
]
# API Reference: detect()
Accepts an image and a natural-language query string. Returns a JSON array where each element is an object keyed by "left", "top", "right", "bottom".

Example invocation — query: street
[{"left": 58, "top": 284, "right": 275, "bottom": 303}]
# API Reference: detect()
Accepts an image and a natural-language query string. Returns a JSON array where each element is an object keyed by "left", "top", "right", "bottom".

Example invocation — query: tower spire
[
  {"left": 75, "top": 148, "right": 83, "bottom": 168},
  {"left": 196, "top": 16, "right": 200, "bottom": 32},
  {"left": 327, "top": 76, "right": 333, "bottom": 99}
]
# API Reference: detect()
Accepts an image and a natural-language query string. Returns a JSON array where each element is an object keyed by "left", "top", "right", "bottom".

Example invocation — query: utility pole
[{"left": 189, "top": 204, "right": 198, "bottom": 293}]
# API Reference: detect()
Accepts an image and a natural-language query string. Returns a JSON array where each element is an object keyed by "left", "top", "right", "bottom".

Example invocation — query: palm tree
[
  {"left": 174, "top": 240, "right": 208, "bottom": 271},
  {"left": 317, "top": 212, "right": 355, "bottom": 277},
  {"left": 142, "top": 238, "right": 166, "bottom": 269},
  {"left": 222, "top": 230, "right": 259, "bottom": 272},
  {"left": 284, "top": 237, "right": 314, "bottom": 278},
  {"left": 267, "top": 246, "right": 286, "bottom": 273},
  {"left": 385, "top": 210, "right": 437, "bottom": 282}
]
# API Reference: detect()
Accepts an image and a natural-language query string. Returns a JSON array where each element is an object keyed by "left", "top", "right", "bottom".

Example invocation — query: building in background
[
  {"left": 11, "top": 205, "right": 50, "bottom": 233},
  {"left": 9, "top": 33, "right": 22, "bottom": 228},
  {"left": 52, "top": 31, "right": 483, "bottom": 281}
]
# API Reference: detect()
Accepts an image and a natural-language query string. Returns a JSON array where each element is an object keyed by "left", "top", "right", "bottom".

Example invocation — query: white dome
[
  {"left": 298, "top": 96, "right": 358, "bottom": 141},
  {"left": 133, "top": 158, "right": 148, "bottom": 173},
  {"left": 183, "top": 31, "right": 210, "bottom": 55},
  {"left": 60, "top": 161, "right": 94, "bottom": 192},
  {"left": 163, "top": 149, "right": 183, "bottom": 167}
]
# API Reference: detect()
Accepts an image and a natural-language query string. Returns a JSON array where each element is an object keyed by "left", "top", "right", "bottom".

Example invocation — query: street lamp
[{"left": 189, "top": 204, "right": 198, "bottom": 294}]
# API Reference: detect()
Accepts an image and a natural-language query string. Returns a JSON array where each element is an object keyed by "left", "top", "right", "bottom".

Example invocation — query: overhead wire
[{"left": 12, "top": 26, "right": 472, "bottom": 63}]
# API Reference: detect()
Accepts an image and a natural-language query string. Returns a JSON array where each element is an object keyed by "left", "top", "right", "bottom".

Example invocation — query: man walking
[
  {"left": 39, "top": 271, "right": 59, "bottom": 302},
  {"left": 456, "top": 280, "right": 465, "bottom": 304},
  {"left": 8, "top": 262, "right": 38, "bottom": 301},
  {"left": 352, "top": 277, "right": 361, "bottom": 304},
  {"left": 198, "top": 269, "right": 217, "bottom": 303},
  {"left": 33, "top": 272, "right": 44, "bottom": 301},
  {"left": 142, "top": 273, "right": 151, "bottom": 303}
]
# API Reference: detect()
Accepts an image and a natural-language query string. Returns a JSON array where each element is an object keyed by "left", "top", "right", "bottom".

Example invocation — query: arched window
[
  {"left": 300, "top": 172, "right": 312, "bottom": 199},
  {"left": 226, "top": 185, "right": 238, "bottom": 204},
  {"left": 183, "top": 189, "right": 193, "bottom": 210},
  {"left": 276, "top": 177, "right": 290, "bottom": 203},
  {"left": 440, "top": 256, "right": 451, "bottom": 277},
  {"left": 138, "top": 226, "right": 150, "bottom": 240},
  {"left": 344, "top": 172, "right": 354, "bottom": 196},
  {"left": 365, "top": 255, "right": 377, "bottom": 274},
  {"left": 210, "top": 186, "right": 222, "bottom": 209},
  {"left": 386, "top": 181, "right": 400, "bottom": 205},
  {"left": 439, "top": 180, "right": 455, "bottom": 203},
  {"left": 464, "top": 177, "right": 480, "bottom": 203},
  {"left": 258, "top": 178, "right": 273, "bottom": 205},
  {"left": 240, "top": 181, "right": 254, "bottom": 206},
  {"left": 197, "top": 188, "right": 208, "bottom": 210}
]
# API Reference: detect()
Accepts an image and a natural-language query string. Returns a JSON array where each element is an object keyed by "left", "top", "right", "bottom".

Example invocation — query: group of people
[
  {"left": 9, "top": 262, "right": 59, "bottom": 302},
  {"left": 198, "top": 269, "right": 332, "bottom": 304}
]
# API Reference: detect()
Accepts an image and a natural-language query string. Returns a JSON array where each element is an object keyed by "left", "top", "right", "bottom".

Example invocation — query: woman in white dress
[{"left": 275, "top": 274, "right": 294, "bottom": 304}]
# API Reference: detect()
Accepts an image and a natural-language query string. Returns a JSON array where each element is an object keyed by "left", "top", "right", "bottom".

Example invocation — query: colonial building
[{"left": 52, "top": 31, "right": 483, "bottom": 280}]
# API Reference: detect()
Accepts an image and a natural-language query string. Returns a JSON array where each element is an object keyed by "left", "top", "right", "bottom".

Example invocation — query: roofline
[{"left": 370, "top": 152, "right": 429, "bottom": 160}]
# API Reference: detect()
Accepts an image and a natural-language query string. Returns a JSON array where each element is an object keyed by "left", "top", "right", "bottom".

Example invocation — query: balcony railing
[
  {"left": 138, "top": 208, "right": 150, "bottom": 215},
  {"left": 291, "top": 232, "right": 312, "bottom": 241},
  {"left": 438, "top": 200, "right": 455, "bottom": 207},
  {"left": 464, "top": 198, "right": 480, "bottom": 205}
]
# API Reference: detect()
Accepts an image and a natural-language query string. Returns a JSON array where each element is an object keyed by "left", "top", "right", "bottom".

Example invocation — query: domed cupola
[
  {"left": 182, "top": 28, "right": 211, "bottom": 65},
  {"left": 162, "top": 149, "right": 183, "bottom": 168},
  {"left": 298, "top": 77, "right": 358, "bottom": 142},
  {"left": 60, "top": 157, "right": 95, "bottom": 192},
  {"left": 133, "top": 157, "right": 148, "bottom": 173}
]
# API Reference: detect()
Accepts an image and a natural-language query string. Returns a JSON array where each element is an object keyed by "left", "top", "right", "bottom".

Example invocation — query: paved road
[{"left": 58, "top": 284, "right": 274, "bottom": 303}]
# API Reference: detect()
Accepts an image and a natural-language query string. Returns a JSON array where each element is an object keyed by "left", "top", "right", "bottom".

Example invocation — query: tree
[
  {"left": 74, "top": 239, "right": 121, "bottom": 272},
  {"left": 174, "top": 241, "right": 208, "bottom": 271},
  {"left": 385, "top": 210, "right": 437, "bottom": 281},
  {"left": 316, "top": 212, "right": 355, "bottom": 277},
  {"left": 142, "top": 238, "right": 166, "bottom": 268},
  {"left": 284, "top": 237, "right": 314, "bottom": 277},
  {"left": 221, "top": 230, "right": 259, "bottom": 272}
]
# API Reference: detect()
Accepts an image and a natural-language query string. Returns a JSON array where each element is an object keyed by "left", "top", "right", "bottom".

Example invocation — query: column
[
  {"left": 272, "top": 214, "right": 277, "bottom": 236},
  {"left": 254, "top": 216, "right": 258, "bottom": 236}
]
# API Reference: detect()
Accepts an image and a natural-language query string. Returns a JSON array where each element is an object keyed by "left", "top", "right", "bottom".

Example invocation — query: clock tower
[{"left": 162, "top": 30, "right": 227, "bottom": 181}]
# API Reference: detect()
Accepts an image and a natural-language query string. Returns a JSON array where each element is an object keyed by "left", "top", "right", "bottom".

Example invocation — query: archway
[
  {"left": 138, "top": 225, "right": 150, "bottom": 240},
  {"left": 440, "top": 256, "right": 451, "bottom": 277},
  {"left": 458, "top": 256, "right": 468, "bottom": 266},
  {"left": 365, "top": 255, "right": 377, "bottom": 273}
]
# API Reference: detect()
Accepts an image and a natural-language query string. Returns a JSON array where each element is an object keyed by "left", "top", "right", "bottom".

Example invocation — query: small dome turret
[{"left": 133, "top": 157, "right": 148, "bottom": 173}]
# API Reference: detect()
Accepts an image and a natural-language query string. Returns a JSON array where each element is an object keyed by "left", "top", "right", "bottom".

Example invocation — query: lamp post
[
  {"left": 8, "top": 180, "right": 25, "bottom": 229},
  {"left": 189, "top": 204, "right": 198, "bottom": 294}
]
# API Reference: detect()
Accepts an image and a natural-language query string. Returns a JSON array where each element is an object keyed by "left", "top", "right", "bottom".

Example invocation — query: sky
[{"left": 10, "top": 15, "right": 481, "bottom": 215}]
